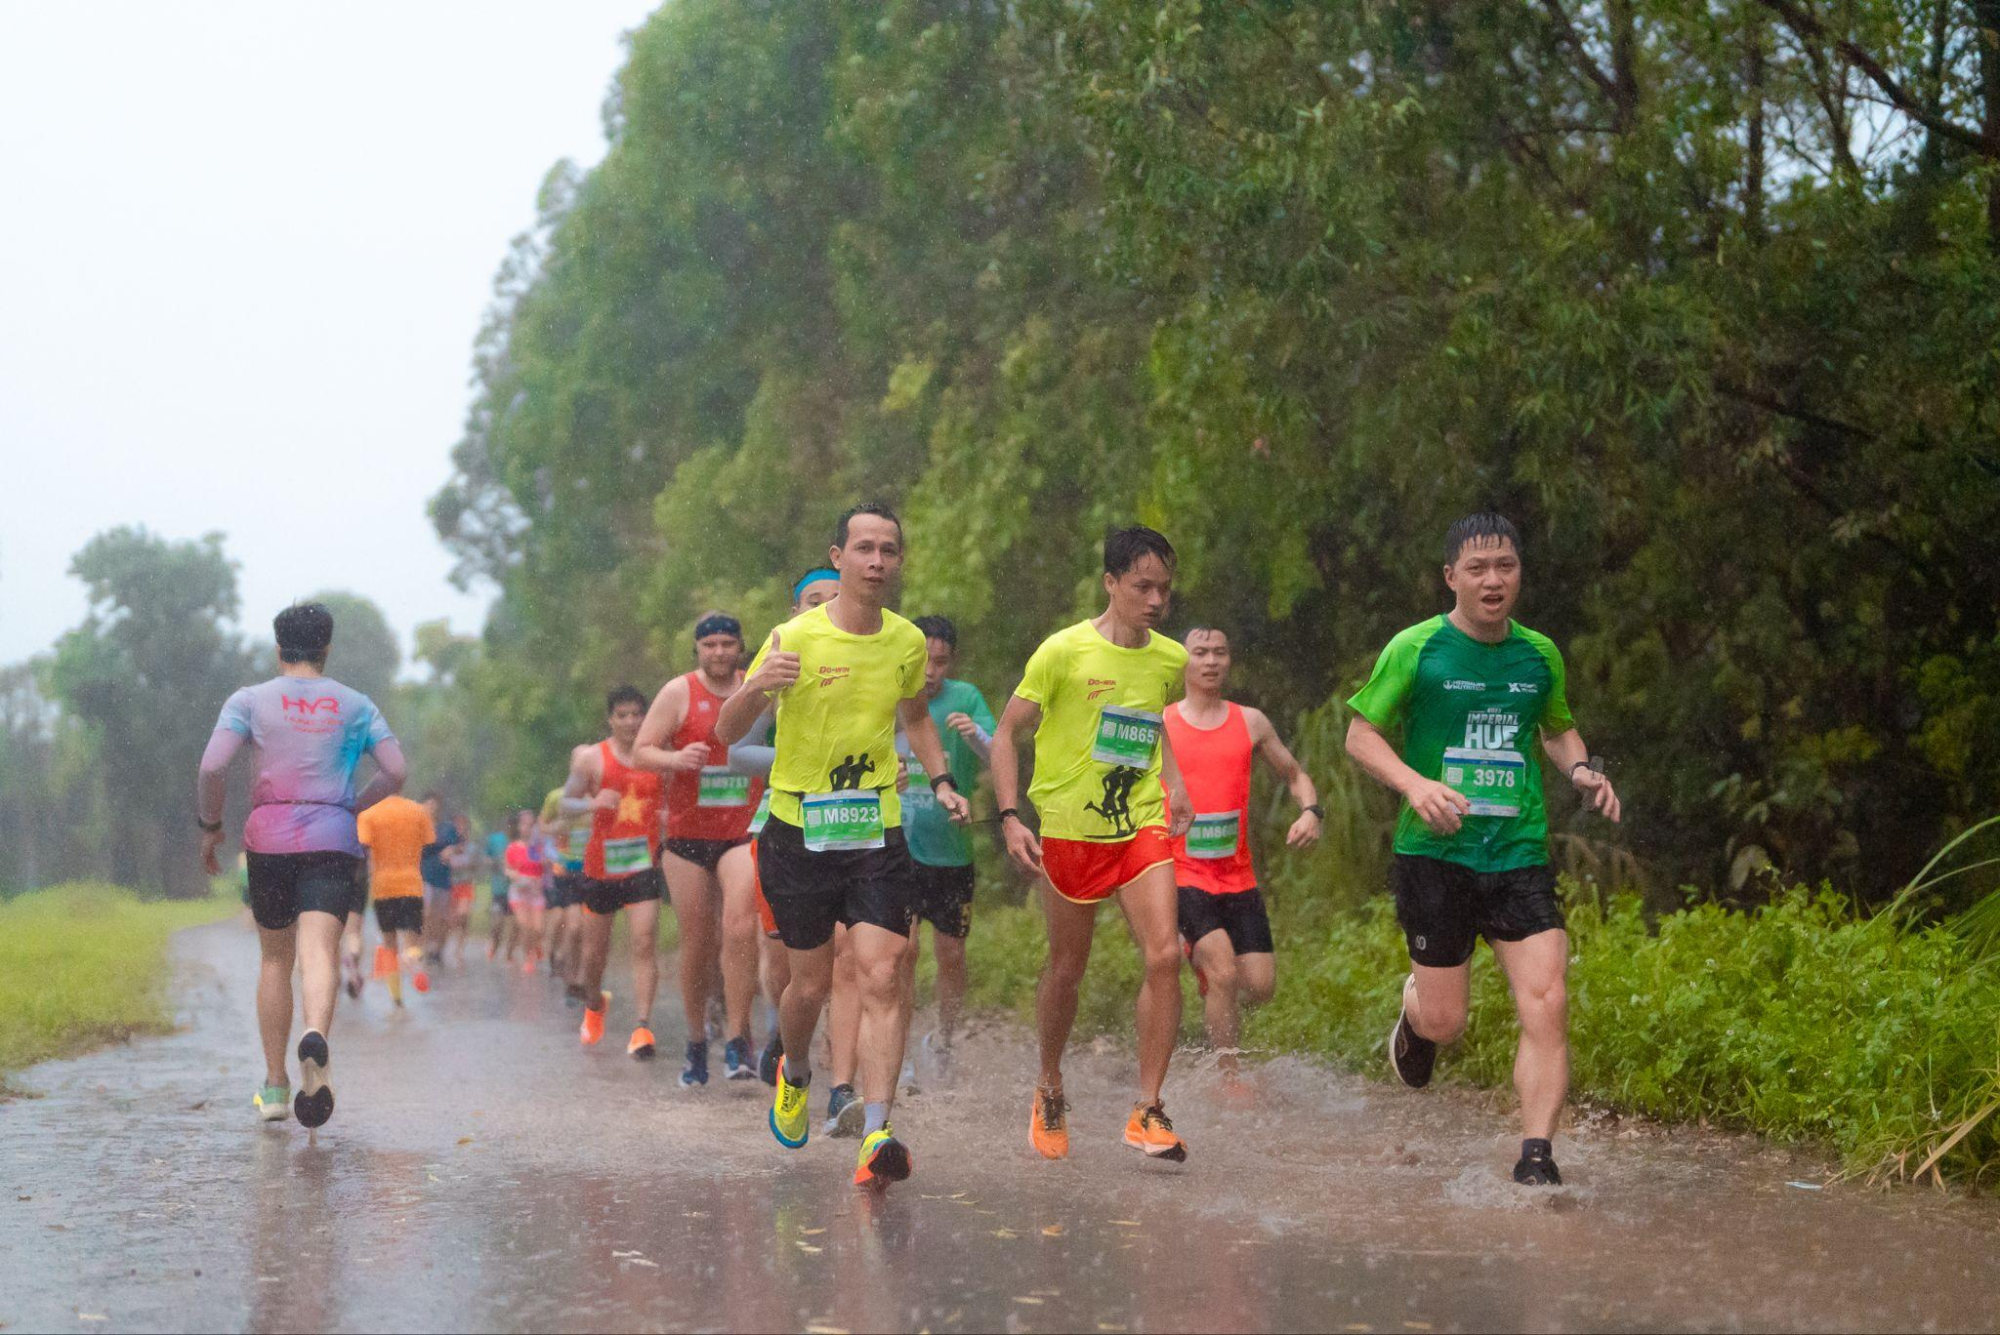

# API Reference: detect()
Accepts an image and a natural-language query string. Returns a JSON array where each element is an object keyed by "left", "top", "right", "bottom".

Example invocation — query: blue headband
[
  {"left": 694, "top": 614, "right": 741, "bottom": 641},
  {"left": 791, "top": 569, "right": 839, "bottom": 602}
]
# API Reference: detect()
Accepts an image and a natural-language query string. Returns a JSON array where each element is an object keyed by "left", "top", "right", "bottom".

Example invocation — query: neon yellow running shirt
[
  {"left": 746, "top": 603, "right": 927, "bottom": 830},
  {"left": 1014, "top": 620, "right": 1187, "bottom": 842}
]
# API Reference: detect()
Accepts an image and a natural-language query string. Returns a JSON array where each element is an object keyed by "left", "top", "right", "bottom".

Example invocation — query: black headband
[{"left": 694, "top": 614, "right": 742, "bottom": 641}]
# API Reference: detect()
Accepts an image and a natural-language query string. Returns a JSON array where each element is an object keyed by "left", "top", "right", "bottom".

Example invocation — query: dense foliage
[
  {"left": 959, "top": 875, "right": 2000, "bottom": 1185},
  {"left": 436, "top": 0, "right": 2000, "bottom": 901}
]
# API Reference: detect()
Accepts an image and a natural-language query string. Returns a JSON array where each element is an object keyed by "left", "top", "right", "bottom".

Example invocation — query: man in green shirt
[
  {"left": 1345, "top": 512, "right": 1621, "bottom": 1187},
  {"left": 897, "top": 615, "right": 997, "bottom": 1067}
]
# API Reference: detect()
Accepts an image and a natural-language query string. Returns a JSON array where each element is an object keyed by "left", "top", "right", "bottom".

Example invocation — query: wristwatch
[
  {"left": 1303, "top": 803, "right": 1324, "bottom": 819},
  {"left": 997, "top": 807, "right": 1022, "bottom": 826},
  {"left": 929, "top": 773, "right": 959, "bottom": 793},
  {"left": 197, "top": 816, "right": 222, "bottom": 834}
]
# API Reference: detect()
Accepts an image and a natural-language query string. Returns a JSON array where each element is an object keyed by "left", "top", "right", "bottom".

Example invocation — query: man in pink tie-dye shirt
[{"left": 197, "top": 601, "right": 407, "bottom": 1129}]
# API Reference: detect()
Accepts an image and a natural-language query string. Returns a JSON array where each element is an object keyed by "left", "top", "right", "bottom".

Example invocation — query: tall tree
[{"left": 46, "top": 528, "right": 254, "bottom": 897}]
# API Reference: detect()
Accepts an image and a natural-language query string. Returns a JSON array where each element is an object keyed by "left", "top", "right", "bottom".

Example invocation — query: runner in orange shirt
[
  {"left": 559, "top": 686, "right": 668, "bottom": 1058},
  {"left": 356, "top": 792, "right": 435, "bottom": 1005},
  {"left": 1165, "top": 627, "right": 1321, "bottom": 1086}
]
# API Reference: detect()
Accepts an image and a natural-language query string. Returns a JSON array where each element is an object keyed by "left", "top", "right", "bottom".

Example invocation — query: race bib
[
  {"left": 1441, "top": 746, "right": 1526, "bottom": 818},
  {"left": 601, "top": 835, "right": 652, "bottom": 876},
  {"left": 1186, "top": 811, "right": 1240, "bottom": 860},
  {"left": 801, "top": 789, "right": 886, "bottom": 852},
  {"left": 697, "top": 766, "right": 752, "bottom": 808},
  {"left": 901, "top": 757, "right": 934, "bottom": 813},
  {"left": 748, "top": 789, "right": 772, "bottom": 836},
  {"left": 1091, "top": 705, "right": 1163, "bottom": 769}
]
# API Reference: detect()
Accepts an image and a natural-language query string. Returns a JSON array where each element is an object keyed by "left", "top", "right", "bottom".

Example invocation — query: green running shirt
[{"left": 1347, "top": 616, "right": 1575, "bottom": 873}]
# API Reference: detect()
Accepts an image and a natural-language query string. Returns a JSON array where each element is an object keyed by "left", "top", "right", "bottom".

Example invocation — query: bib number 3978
[
  {"left": 1091, "top": 705, "right": 1162, "bottom": 768},
  {"left": 1441, "top": 746, "right": 1526, "bottom": 818},
  {"left": 802, "top": 789, "right": 885, "bottom": 852}
]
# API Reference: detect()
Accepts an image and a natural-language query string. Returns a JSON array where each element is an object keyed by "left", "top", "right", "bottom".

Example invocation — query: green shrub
[{"left": 964, "top": 877, "right": 2000, "bottom": 1185}]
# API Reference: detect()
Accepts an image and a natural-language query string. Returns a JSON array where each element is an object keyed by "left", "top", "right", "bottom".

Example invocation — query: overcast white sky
[{"left": 0, "top": 1, "right": 657, "bottom": 669}]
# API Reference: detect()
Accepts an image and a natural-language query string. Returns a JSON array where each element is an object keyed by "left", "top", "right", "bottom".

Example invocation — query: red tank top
[
  {"left": 1164, "top": 701, "right": 1257, "bottom": 895},
  {"left": 664, "top": 672, "right": 764, "bottom": 840},
  {"left": 585, "top": 739, "right": 663, "bottom": 879}
]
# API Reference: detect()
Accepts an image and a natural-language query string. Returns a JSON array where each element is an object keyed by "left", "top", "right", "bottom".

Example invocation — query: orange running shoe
[
  {"left": 411, "top": 970, "right": 431, "bottom": 994},
  {"left": 1030, "top": 1085, "right": 1070, "bottom": 1160},
  {"left": 1123, "top": 1101, "right": 1188, "bottom": 1162},
  {"left": 627, "top": 1025, "right": 656, "bottom": 1060},
  {"left": 372, "top": 944, "right": 396, "bottom": 980},
  {"left": 580, "top": 992, "right": 609, "bottom": 1047}
]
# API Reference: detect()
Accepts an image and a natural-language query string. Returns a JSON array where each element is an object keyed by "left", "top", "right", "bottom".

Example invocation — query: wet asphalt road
[{"left": 3, "top": 919, "right": 1999, "bottom": 1334}]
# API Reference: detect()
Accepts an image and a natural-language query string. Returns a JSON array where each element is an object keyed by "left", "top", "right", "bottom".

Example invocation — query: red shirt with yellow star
[{"left": 583, "top": 738, "right": 664, "bottom": 880}]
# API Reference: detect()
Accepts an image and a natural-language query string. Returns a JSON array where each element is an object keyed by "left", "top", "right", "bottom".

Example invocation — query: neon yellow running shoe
[
  {"left": 769, "top": 1056, "right": 810, "bottom": 1149},
  {"left": 253, "top": 1084, "right": 290, "bottom": 1123},
  {"left": 854, "top": 1126, "right": 912, "bottom": 1189}
]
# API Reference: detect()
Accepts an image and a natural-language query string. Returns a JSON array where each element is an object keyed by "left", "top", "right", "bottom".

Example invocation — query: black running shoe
[
  {"left": 680, "top": 1040, "right": 708, "bottom": 1087},
  {"left": 758, "top": 1030, "right": 783, "bottom": 1087},
  {"left": 294, "top": 1030, "right": 334, "bottom": 1129},
  {"left": 1513, "top": 1150, "right": 1563, "bottom": 1186},
  {"left": 1387, "top": 977, "right": 1436, "bottom": 1089}
]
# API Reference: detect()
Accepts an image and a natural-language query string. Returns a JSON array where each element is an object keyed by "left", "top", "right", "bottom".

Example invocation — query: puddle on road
[{"left": 1, "top": 921, "right": 1997, "bottom": 1333}]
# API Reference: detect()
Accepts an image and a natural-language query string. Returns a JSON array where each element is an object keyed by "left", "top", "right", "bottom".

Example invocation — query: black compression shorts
[
  {"left": 661, "top": 837, "right": 752, "bottom": 874},
  {"left": 1177, "top": 885, "right": 1274, "bottom": 956},
  {"left": 580, "top": 866, "right": 665, "bottom": 917}
]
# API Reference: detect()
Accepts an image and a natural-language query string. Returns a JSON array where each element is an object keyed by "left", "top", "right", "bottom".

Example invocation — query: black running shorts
[
  {"left": 580, "top": 866, "right": 665, "bottom": 917},
  {"left": 546, "top": 873, "right": 582, "bottom": 910},
  {"left": 246, "top": 851, "right": 363, "bottom": 931},
  {"left": 662, "top": 837, "right": 752, "bottom": 874},
  {"left": 1177, "top": 885, "right": 1275, "bottom": 956},
  {"left": 754, "top": 818, "right": 916, "bottom": 951},
  {"left": 373, "top": 895, "right": 423, "bottom": 935},
  {"left": 912, "top": 862, "right": 975, "bottom": 939},
  {"left": 1389, "top": 855, "right": 1566, "bottom": 968}
]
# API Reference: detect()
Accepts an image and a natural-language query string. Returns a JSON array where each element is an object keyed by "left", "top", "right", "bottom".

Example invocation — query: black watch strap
[
  {"left": 1303, "top": 803, "right": 1324, "bottom": 819},
  {"left": 197, "top": 816, "right": 222, "bottom": 834},
  {"left": 929, "top": 772, "right": 958, "bottom": 792},
  {"left": 997, "top": 807, "right": 1021, "bottom": 826}
]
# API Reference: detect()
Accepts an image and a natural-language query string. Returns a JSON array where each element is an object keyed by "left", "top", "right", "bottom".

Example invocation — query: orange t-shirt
[{"left": 356, "top": 795, "right": 434, "bottom": 900}]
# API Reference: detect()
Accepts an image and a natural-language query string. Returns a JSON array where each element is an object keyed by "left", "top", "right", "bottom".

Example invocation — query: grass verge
[
  {"left": 963, "top": 878, "right": 2000, "bottom": 1187},
  {"left": 0, "top": 882, "right": 236, "bottom": 1093}
]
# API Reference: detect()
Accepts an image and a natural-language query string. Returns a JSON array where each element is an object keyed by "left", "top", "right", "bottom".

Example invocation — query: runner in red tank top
[
  {"left": 634, "top": 612, "right": 767, "bottom": 1086},
  {"left": 558, "top": 686, "right": 667, "bottom": 1059},
  {"left": 1165, "top": 626, "right": 1323, "bottom": 1087}
]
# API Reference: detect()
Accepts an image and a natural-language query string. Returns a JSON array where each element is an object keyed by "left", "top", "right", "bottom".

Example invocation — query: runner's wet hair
[
  {"left": 1103, "top": 526, "right": 1176, "bottom": 577},
  {"left": 912, "top": 614, "right": 957, "bottom": 649},
  {"left": 834, "top": 501, "right": 902, "bottom": 549},
  {"left": 1183, "top": 625, "right": 1228, "bottom": 647},
  {"left": 606, "top": 684, "right": 648, "bottom": 715},
  {"left": 1443, "top": 512, "right": 1522, "bottom": 566},
  {"left": 273, "top": 601, "right": 333, "bottom": 666}
]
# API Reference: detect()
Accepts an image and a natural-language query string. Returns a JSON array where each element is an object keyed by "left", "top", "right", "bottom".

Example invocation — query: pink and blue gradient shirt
[{"left": 204, "top": 676, "right": 395, "bottom": 856}]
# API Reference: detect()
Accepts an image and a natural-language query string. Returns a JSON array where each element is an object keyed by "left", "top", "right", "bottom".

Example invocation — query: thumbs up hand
[{"left": 750, "top": 629, "right": 802, "bottom": 693}]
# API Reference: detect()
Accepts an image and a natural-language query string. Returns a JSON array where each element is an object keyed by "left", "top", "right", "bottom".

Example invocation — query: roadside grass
[
  {"left": 961, "top": 878, "right": 2000, "bottom": 1188},
  {"left": 0, "top": 882, "right": 237, "bottom": 1093}
]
